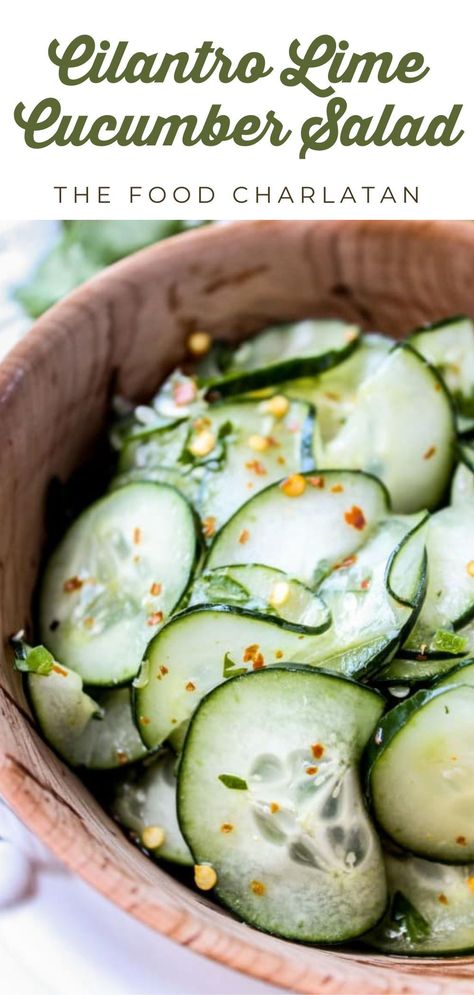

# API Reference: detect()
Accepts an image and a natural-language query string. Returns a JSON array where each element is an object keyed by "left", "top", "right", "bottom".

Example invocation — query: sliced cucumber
[
  {"left": 40, "top": 483, "right": 198, "bottom": 685},
  {"left": 119, "top": 418, "right": 190, "bottom": 465},
  {"left": 110, "top": 466, "right": 201, "bottom": 506},
  {"left": 187, "top": 564, "right": 330, "bottom": 633},
  {"left": 366, "top": 684, "right": 474, "bottom": 862},
  {"left": 112, "top": 750, "right": 192, "bottom": 866},
  {"left": 206, "top": 471, "right": 389, "bottom": 586},
  {"left": 289, "top": 513, "right": 426, "bottom": 680},
  {"left": 281, "top": 334, "right": 393, "bottom": 444},
  {"left": 134, "top": 606, "right": 329, "bottom": 750},
  {"left": 451, "top": 444, "right": 474, "bottom": 507},
  {"left": 118, "top": 398, "right": 315, "bottom": 535},
  {"left": 435, "top": 658, "right": 474, "bottom": 690},
  {"left": 376, "top": 656, "right": 462, "bottom": 686},
  {"left": 316, "top": 344, "right": 455, "bottom": 513},
  {"left": 410, "top": 316, "right": 474, "bottom": 422},
  {"left": 196, "top": 399, "right": 315, "bottom": 532},
  {"left": 403, "top": 505, "right": 474, "bottom": 655},
  {"left": 28, "top": 666, "right": 147, "bottom": 769},
  {"left": 364, "top": 848, "right": 474, "bottom": 955},
  {"left": 178, "top": 666, "right": 386, "bottom": 943},
  {"left": 201, "top": 320, "right": 360, "bottom": 397}
]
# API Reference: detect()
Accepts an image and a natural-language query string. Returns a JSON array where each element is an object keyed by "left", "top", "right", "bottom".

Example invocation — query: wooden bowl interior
[{"left": 2, "top": 220, "right": 474, "bottom": 994}]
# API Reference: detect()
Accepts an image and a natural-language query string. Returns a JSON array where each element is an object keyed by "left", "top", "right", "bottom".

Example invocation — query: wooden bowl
[{"left": 2, "top": 220, "right": 474, "bottom": 994}]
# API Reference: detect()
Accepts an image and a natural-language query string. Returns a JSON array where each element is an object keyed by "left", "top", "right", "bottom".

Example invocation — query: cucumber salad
[{"left": 14, "top": 314, "right": 474, "bottom": 952}]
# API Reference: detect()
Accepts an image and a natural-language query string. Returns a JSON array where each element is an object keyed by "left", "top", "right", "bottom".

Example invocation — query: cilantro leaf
[{"left": 218, "top": 774, "right": 248, "bottom": 790}]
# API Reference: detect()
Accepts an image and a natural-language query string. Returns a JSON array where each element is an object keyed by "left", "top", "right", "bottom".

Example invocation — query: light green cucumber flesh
[
  {"left": 112, "top": 750, "right": 192, "bottom": 866},
  {"left": 178, "top": 667, "right": 386, "bottom": 943},
  {"left": 39, "top": 483, "right": 198, "bottom": 685}
]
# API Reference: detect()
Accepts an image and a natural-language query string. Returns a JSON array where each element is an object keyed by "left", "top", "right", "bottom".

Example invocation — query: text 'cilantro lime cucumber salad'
[{"left": 14, "top": 314, "right": 474, "bottom": 952}]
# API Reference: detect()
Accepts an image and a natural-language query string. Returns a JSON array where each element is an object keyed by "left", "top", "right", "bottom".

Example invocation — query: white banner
[{"left": 0, "top": 0, "right": 470, "bottom": 219}]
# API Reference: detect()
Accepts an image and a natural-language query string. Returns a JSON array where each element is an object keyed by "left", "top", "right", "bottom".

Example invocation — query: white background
[{"left": 0, "top": 0, "right": 471, "bottom": 219}]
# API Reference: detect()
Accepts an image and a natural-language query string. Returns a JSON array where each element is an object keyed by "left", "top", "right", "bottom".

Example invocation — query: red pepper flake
[
  {"left": 275, "top": 650, "right": 284, "bottom": 660},
  {"left": 160, "top": 665, "right": 169, "bottom": 676},
  {"left": 306, "top": 765, "right": 318, "bottom": 776},
  {"left": 63, "top": 576, "right": 83, "bottom": 593},
  {"left": 202, "top": 516, "right": 217, "bottom": 539},
  {"left": 344, "top": 506, "right": 366, "bottom": 530},
  {"left": 243, "top": 644, "right": 265, "bottom": 669},
  {"left": 150, "top": 582, "right": 162, "bottom": 597},
  {"left": 308, "top": 475, "right": 325, "bottom": 488},
  {"left": 333, "top": 554, "right": 357, "bottom": 571},
  {"left": 133, "top": 527, "right": 142, "bottom": 545},
  {"left": 331, "top": 483, "right": 344, "bottom": 494},
  {"left": 266, "top": 436, "right": 279, "bottom": 447},
  {"left": 311, "top": 743, "right": 324, "bottom": 759},
  {"left": 173, "top": 380, "right": 197, "bottom": 406},
  {"left": 434, "top": 382, "right": 442, "bottom": 392},
  {"left": 416, "top": 642, "right": 428, "bottom": 662},
  {"left": 250, "top": 880, "right": 266, "bottom": 896},
  {"left": 139, "top": 716, "right": 151, "bottom": 726},
  {"left": 457, "top": 835, "right": 468, "bottom": 845},
  {"left": 185, "top": 681, "right": 196, "bottom": 692},
  {"left": 270, "top": 802, "right": 280, "bottom": 814},
  {"left": 116, "top": 750, "right": 129, "bottom": 765},
  {"left": 324, "top": 391, "right": 341, "bottom": 401},
  {"left": 239, "top": 529, "right": 250, "bottom": 544},
  {"left": 360, "top": 578, "right": 371, "bottom": 590},
  {"left": 438, "top": 894, "right": 449, "bottom": 905},
  {"left": 423, "top": 445, "right": 437, "bottom": 460},
  {"left": 220, "top": 823, "right": 234, "bottom": 833},
  {"left": 277, "top": 456, "right": 286, "bottom": 465},
  {"left": 52, "top": 664, "right": 68, "bottom": 677},
  {"left": 147, "top": 611, "right": 164, "bottom": 626},
  {"left": 245, "top": 459, "right": 267, "bottom": 477}
]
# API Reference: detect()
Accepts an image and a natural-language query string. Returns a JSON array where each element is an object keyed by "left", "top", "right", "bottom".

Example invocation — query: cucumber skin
[
  {"left": 202, "top": 335, "right": 361, "bottom": 398},
  {"left": 363, "top": 685, "right": 474, "bottom": 863}
]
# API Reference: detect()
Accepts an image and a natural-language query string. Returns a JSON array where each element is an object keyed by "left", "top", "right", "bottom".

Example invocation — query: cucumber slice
[
  {"left": 206, "top": 470, "right": 389, "bottom": 586},
  {"left": 316, "top": 344, "right": 455, "bottom": 513},
  {"left": 403, "top": 505, "right": 474, "bottom": 655},
  {"left": 366, "top": 684, "right": 474, "bottom": 862},
  {"left": 111, "top": 750, "right": 192, "bottom": 866},
  {"left": 120, "top": 398, "right": 315, "bottom": 535},
  {"left": 110, "top": 466, "right": 201, "bottom": 506},
  {"left": 201, "top": 320, "right": 360, "bottom": 397},
  {"left": 376, "top": 656, "right": 463, "bottom": 686},
  {"left": 410, "top": 316, "right": 474, "bottom": 422},
  {"left": 281, "top": 334, "right": 393, "bottom": 444},
  {"left": 364, "top": 848, "right": 474, "bottom": 955},
  {"left": 134, "top": 606, "right": 330, "bottom": 750},
  {"left": 434, "top": 658, "right": 474, "bottom": 689},
  {"left": 304, "top": 514, "right": 427, "bottom": 679},
  {"left": 187, "top": 564, "right": 330, "bottom": 632},
  {"left": 40, "top": 483, "right": 198, "bottom": 686},
  {"left": 119, "top": 419, "right": 193, "bottom": 473},
  {"left": 196, "top": 399, "right": 315, "bottom": 532},
  {"left": 28, "top": 667, "right": 147, "bottom": 769},
  {"left": 451, "top": 444, "right": 474, "bottom": 507},
  {"left": 177, "top": 667, "right": 386, "bottom": 943}
]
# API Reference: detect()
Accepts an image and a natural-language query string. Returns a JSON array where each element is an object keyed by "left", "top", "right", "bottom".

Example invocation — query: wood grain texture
[{"left": 2, "top": 220, "right": 474, "bottom": 994}]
